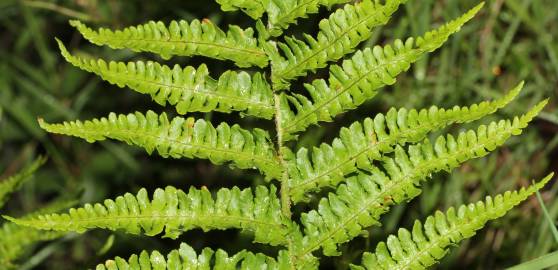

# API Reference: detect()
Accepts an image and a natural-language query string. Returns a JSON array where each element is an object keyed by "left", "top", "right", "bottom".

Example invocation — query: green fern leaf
[
  {"left": 351, "top": 173, "right": 554, "bottom": 270},
  {"left": 57, "top": 40, "right": 275, "bottom": 119},
  {"left": 5, "top": 185, "right": 289, "bottom": 246},
  {"left": 265, "top": 0, "right": 352, "bottom": 37},
  {"left": 215, "top": 0, "right": 267, "bottom": 19},
  {"left": 287, "top": 84, "right": 523, "bottom": 202},
  {"left": 295, "top": 100, "right": 547, "bottom": 256},
  {"left": 38, "top": 111, "right": 282, "bottom": 179},
  {"left": 69, "top": 19, "right": 268, "bottom": 68},
  {"left": 279, "top": 3, "right": 484, "bottom": 138},
  {"left": 96, "top": 242, "right": 290, "bottom": 270},
  {"left": 0, "top": 199, "right": 75, "bottom": 268},
  {"left": 0, "top": 156, "right": 46, "bottom": 209},
  {"left": 270, "top": 0, "right": 406, "bottom": 89}
]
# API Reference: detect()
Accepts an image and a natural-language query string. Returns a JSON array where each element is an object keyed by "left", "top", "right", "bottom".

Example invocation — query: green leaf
[
  {"left": 5, "top": 185, "right": 289, "bottom": 246},
  {"left": 38, "top": 111, "right": 282, "bottom": 180},
  {"left": 265, "top": 0, "right": 352, "bottom": 37},
  {"left": 215, "top": 0, "right": 267, "bottom": 19},
  {"left": 351, "top": 173, "right": 554, "bottom": 270},
  {"left": 0, "top": 199, "right": 76, "bottom": 268},
  {"left": 270, "top": 0, "right": 406, "bottom": 89},
  {"left": 279, "top": 2, "right": 485, "bottom": 138},
  {"left": 287, "top": 84, "right": 523, "bottom": 202},
  {"left": 57, "top": 39, "right": 275, "bottom": 119},
  {"left": 296, "top": 101, "right": 547, "bottom": 256},
  {"left": 0, "top": 156, "right": 46, "bottom": 209},
  {"left": 69, "top": 19, "right": 268, "bottom": 68},
  {"left": 95, "top": 242, "right": 290, "bottom": 270}
]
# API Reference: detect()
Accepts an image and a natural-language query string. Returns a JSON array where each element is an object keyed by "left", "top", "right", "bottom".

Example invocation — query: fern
[
  {"left": 69, "top": 19, "right": 267, "bottom": 68},
  {"left": 215, "top": 0, "right": 267, "bottom": 20},
  {"left": 287, "top": 84, "right": 527, "bottom": 202},
  {"left": 270, "top": 0, "right": 407, "bottom": 89},
  {"left": 9, "top": 1, "right": 554, "bottom": 269},
  {"left": 278, "top": 3, "right": 485, "bottom": 139},
  {"left": 0, "top": 156, "right": 46, "bottom": 209},
  {"left": 296, "top": 102, "right": 545, "bottom": 256},
  {"left": 5, "top": 185, "right": 289, "bottom": 246},
  {"left": 351, "top": 173, "right": 554, "bottom": 270},
  {"left": 96, "top": 242, "right": 290, "bottom": 269},
  {"left": 0, "top": 158, "right": 73, "bottom": 268},
  {"left": 57, "top": 39, "right": 274, "bottom": 118},
  {"left": 38, "top": 111, "right": 282, "bottom": 179}
]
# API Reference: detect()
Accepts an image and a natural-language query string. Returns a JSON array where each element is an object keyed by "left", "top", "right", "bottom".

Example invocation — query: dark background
[{"left": 0, "top": 0, "right": 557, "bottom": 269}]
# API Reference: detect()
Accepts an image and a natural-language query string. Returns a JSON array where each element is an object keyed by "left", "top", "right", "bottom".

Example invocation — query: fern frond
[
  {"left": 57, "top": 40, "right": 275, "bottom": 119},
  {"left": 69, "top": 19, "right": 268, "bottom": 68},
  {"left": 5, "top": 185, "right": 289, "bottom": 246},
  {"left": 296, "top": 100, "right": 547, "bottom": 256},
  {"left": 351, "top": 173, "right": 554, "bottom": 270},
  {"left": 0, "top": 156, "right": 46, "bottom": 209},
  {"left": 279, "top": 3, "right": 485, "bottom": 138},
  {"left": 265, "top": 0, "right": 352, "bottom": 37},
  {"left": 38, "top": 111, "right": 282, "bottom": 179},
  {"left": 0, "top": 199, "right": 75, "bottom": 268},
  {"left": 270, "top": 0, "right": 406, "bottom": 89},
  {"left": 287, "top": 84, "right": 523, "bottom": 202},
  {"left": 96, "top": 242, "right": 290, "bottom": 269},
  {"left": 215, "top": 0, "right": 267, "bottom": 19}
]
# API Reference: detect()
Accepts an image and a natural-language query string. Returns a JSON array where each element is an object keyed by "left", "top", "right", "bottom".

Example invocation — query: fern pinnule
[
  {"left": 296, "top": 100, "right": 547, "bottom": 257},
  {"left": 270, "top": 0, "right": 406, "bottom": 89},
  {"left": 0, "top": 156, "right": 46, "bottom": 209},
  {"left": 57, "top": 39, "right": 275, "bottom": 119},
  {"left": 287, "top": 83, "right": 524, "bottom": 202},
  {"left": 264, "top": 0, "right": 352, "bottom": 37},
  {"left": 5, "top": 185, "right": 289, "bottom": 246},
  {"left": 215, "top": 0, "right": 267, "bottom": 19},
  {"left": 279, "top": 2, "right": 485, "bottom": 138},
  {"left": 96, "top": 242, "right": 290, "bottom": 270},
  {"left": 38, "top": 111, "right": 282, "bottom": 179},
  {"left": 351, "top": 173, "right": 554, "bottom": 270},
  {"left": 69, "top": 19, "right": 268, "bottom": 68}
]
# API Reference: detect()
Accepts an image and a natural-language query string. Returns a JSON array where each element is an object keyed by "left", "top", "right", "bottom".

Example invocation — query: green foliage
[
  {"left": 277, "top": 3, "right": 485, "bottom": 139},
  {"left": 0, "top": 156, "right": 46, "bottom": 209},
  {"left": 296, "top": 102, "right": 546, "bottom": 257},
  {"left": 69, "top": 19, "right": 267, "bottom": 68},
  {"left": 287, "top": 83, "right": 526, "bottom": 202},
  {"left": 269, "top": 0, "right": 407, "bottom": 89},
  {"left": 38, "top": 111, "right": 282, "bottom": 179},
  {"left": 351, "top": 173, "right": 554, "bottom": 270},
  {"left": 0, "top": 199, "right": 76, "bottom": 268},
  {"left": 6, "top": 185, "right": 289, "bottom": 246},
  {"left": 5, "top": 0, "right": 553, "bottom": 269},
  {"left": 96, "top": 242, "right": 290, "bottom": 270},
  {"left": 0, "top": 157, "right": 73, "bottom": 268},
  {"left": 57, "top": 39, "right": 274, "bottom": 118}
]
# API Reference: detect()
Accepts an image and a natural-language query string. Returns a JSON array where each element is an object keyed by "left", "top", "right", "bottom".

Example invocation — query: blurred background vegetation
[{"left": 0, "top": 0, "right": 557, "bottom": 269}]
